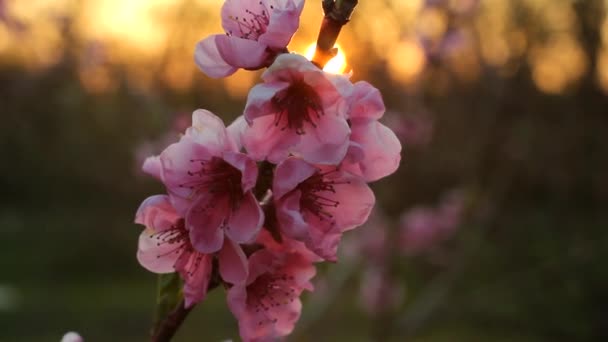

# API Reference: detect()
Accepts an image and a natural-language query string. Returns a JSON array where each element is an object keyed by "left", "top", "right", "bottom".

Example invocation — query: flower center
[
  {"left": 271, "top": 79, "right": 324, "bottom": 134},
  {"left": 180, "top": 156, "right": 244, "bottom": 209},
  {"left": 226, "top": 1, "right": 273, "bottom": 40},
  {"left": 246, "top": 271, "right": 296, "bottom": 325},
  {"left": 298, "top": 170, "right": 343, "bottom": 221}
]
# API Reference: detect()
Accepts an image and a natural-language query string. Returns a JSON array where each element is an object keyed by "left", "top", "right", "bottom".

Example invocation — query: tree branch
[{"left": 312, "top": 0, "right": 359, "bottom": 68}]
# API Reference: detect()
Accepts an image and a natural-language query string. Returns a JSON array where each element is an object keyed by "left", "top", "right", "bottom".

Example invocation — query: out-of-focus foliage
[{"left": 1, "top": 0, "right": 608, "bottom": 341}]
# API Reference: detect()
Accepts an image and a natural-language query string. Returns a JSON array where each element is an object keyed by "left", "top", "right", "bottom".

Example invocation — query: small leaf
[{"left": 153, "top": 273, "right": 183, "bottom": 335}]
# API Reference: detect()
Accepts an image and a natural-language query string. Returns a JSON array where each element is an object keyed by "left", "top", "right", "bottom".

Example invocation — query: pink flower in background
[
  {"left": 342, "top": 81, "right": 402, "bottom": 182},
  {"left": 227, "top": 231, "right": 316, "bottom": 342},
  {"left": 243, "top": 53, "right": 351, "bottom": 165},
  {"left": 61, "top": 332, "right": 83, "bottom": 342},
  {"left": 273, "top": 157, "right": 375, "bottom": 261},
  {"left": 399, "top": 190, "right": 465, "bottom": 255},
  {"left": 399, "top": 207, "right": 442, "bottom": 255},
  {"left": 195, "top": 0, "right": 305, "bottom": 78},
  {"left": 135, "top": 195, "right": 248, "bottom": 307},
  {"left": 150, "top": 110, "right": 264, "bottom": 254},
  {"left": 350, "top": 208, "right": 390, "bottom": 263},
  {"left": 359, "top": 267, "right": 404, "bottom": 315},
  {"left": 383, "top": 110, "right": 434, "bottom": 147}
]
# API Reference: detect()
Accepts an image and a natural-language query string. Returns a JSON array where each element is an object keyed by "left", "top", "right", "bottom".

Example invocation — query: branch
[
  {"left": 312, "top": 0, "right": 359, "bottom": 68},
  {"left": 151, "top": 299, "right": 192, "bottom": 342}
]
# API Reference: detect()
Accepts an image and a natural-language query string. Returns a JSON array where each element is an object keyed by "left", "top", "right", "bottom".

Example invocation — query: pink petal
[
  {"left": 183, "top": 253, "right": 213, "bottom": 308},
  {"left": 225, "top": 192, "right": 263, "bottom": 244},
  {"left": 142, "top": 155, "right": 162, "bottom": 180},
  {"left": 227, "top": 115, "right": 248, "bottom": 151},
  {"left": 295, "top": 112, "right": 350, "bottom": 164},
  {"left": 345, "top": 120, "right": 402, "bottom": 182},
  {"left": 259, "top": 0, "right": 305, "bottom": 48},
  {"left": 185, "top": 109, "right": 233, "bottom": 153},
  {"left": 221, "top": 0, "right": 266, "bottom": 38},
  {"left": 219, "top": 238, "right": 249, "bottom": 285},
  {"left": 160, "top": 139, "right": 214, "bottom": 212},
  {"left": 243, "top": 82, "right": 290, "bottom": 123},
  {"left": 135, "top": 195, "right": 180, "bottom": 231},
  {"left": 242, "top": 114, "right": 300, "bottom": 163},
  {"left": 261, "top": 53, "right": 319, "bottom": 83},
  {"left": 275, "top": 190, "right": 308, "bottom": 240},
  {"left": 273, "top": 158, "right": 317, "bottom": 199},
  {"left": 215, "top": 34, "right": 268, "bottom": 70},
  {"left": 301, "top": 211, "right": 342, "bottom": 261},
  {"left": 136, "top": 228, "right": 181, "bottom": 273},
  {"left": 326, "top": 172, "right": 376, "bottom": 231},
  {"left": 194, "top": 35, "right": 238, "bottom": 78},
  {"left": 187, "top": 195, "right": 226, "bottom": 254},
  {"left": 222, "top": 151, "right": 259, "bottom": 192},
  {"left": 348, "top": 81, "right": 386, "bottom": 121}
]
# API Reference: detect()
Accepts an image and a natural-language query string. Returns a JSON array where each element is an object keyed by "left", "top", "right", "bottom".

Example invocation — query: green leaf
[{"left": 153, "top": 273, "right": 183, "bottom": 334}]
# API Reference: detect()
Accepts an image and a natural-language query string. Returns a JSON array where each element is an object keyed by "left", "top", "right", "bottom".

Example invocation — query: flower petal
[
  {"left": 225, "top": 192, "right": 263, "bottom": 244},
  {"left": 194, "top": 35, "right": 238, "bottom": 78},
  {"left": 259, "top": 0, "right": 305, "bottom": 48},
  {"left": 273, "top": 158, "right": 317, "bottom": 199},
  {"left": 187, "top": 195, "right": 226, "bottom": 253},
  {"left": 242, "top": 114, "right": 300, "bottom": 163},
  {"left": 296, "top": 112, "right": 350, "bottom": 164},
  {"left": 345, "top": 120, "right": 402, "bottom": 182},
  {"left": 275, "top": 190, "right": 308, "bottom": 240},
  {"left": 182, "top": 253, "right": 213, "bottom": 308},
  {"left": 136, "top": 228, "right": 182, "bottom": 273},
  {"left": 222, "top": 151, "right": 259, "bottom": 193},
  {"left": 348, "top": 81, "right": 386, "bottom": 121},
  {"left": 219, "top": 238, "right": 249, "bottom": 285},
  {"left": 215, "top": 34, "right": 269, "bottom": 70},
  {"left": 243, "top": 82, "right": 290, "bottom": 123},
  {"left": 142, "top": 155, "right": 162, "bottom": 180},
  {"left": 186, "top": 109, "right": 232, "bottom": 152},
  {"left": 135, "top": 195, "right": 180, "bottom": 231},
  {"left": 227, "top": 115, "right": 248, "bottom": 151}
]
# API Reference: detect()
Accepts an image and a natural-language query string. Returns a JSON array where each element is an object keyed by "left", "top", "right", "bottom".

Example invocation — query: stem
[
  {"left": 151, "top": 299, "right": 192, "bottom": 342},
  {"left": 312, "top": 0, "right": 359, "bottom": 68}
]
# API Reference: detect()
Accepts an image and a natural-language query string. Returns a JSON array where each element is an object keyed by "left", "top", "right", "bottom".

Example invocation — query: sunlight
[{"left": 305, "top": 43, "right": 348, "bottom": 74}]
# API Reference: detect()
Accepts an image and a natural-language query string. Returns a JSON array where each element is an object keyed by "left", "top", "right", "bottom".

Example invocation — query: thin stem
[
  {"left": 312, "top": 0, "right": 359, "bottom": 68},
  {"left": 151, "top": 299, "right": 192, "bottom": 342}
]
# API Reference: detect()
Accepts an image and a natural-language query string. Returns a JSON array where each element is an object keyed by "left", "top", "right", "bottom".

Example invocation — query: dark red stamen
[
  {"left": 271, "top": 79, "right": 324, "bottom": 135},
  {"left": 246, "top": 272, "right": 297, "bottom": 326}
]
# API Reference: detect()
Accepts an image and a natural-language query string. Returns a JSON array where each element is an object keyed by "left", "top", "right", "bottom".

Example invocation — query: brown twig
[
  {"left": 312, "top": 0, "right": 359, "bottom": 68},
  {"left": 151, "top": 299, "right": 192, "bottom": 342}
]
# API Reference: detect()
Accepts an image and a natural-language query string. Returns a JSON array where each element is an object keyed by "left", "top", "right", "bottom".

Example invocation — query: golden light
[
  {"left": 387, "top": 39, "right": 426, "bottom": 84},
  {"left": 305, "top": 43, "right": 348, "bottom": 74}
]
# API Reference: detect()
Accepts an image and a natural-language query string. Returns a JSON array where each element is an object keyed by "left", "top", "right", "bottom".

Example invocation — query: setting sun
[{"left": 305, "top": 43, "right": 348, "bottom": 74}]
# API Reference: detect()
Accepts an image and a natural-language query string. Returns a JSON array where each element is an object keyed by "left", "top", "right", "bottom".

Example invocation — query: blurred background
[{"left": 1, "top": 0, "right": 607, "bottom": 341}]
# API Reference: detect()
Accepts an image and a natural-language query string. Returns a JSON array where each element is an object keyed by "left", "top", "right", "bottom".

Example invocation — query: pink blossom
[
  {"left": 399, "top": 206, "right": 442, "bottom": 255},
  {"left": 342, "top": 81, "right": 402, "bottom": 182},
  {"left": 146, "top": 110, "right": 263, "bottom": 255},
  {"left": 243, "top": 54, "right": 351, "bottom": 165},
  {"left": 195, "top": 0, "right": 305, "bottom": 78},
  {"left": 359, "top": 268, "right": 404, "bottom": 315},
  {"left": 399, "top": 191, "right": 465, "bottom": 255},
  {"left": 135, "top": 195, "right": 248, "bottom": 307},
  {"left": 227, "top": 231, "right": 316, "bottom": 342},
  {"left": 383, "top": 110, "right": 434, "bottom": 147},
  {"left": 61, "top": 332, "right": 83, "bottom": 342},
  {"left": 351, "top": 208, "right": 389, "bottom": 263},
  {"left": 273, "top": 157, "right": 375, "bottom": 261}
]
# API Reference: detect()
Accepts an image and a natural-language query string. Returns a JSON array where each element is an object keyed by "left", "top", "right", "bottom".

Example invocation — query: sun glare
[{"left": 305, "top": 43, "right": 348, "bottom": 74}]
